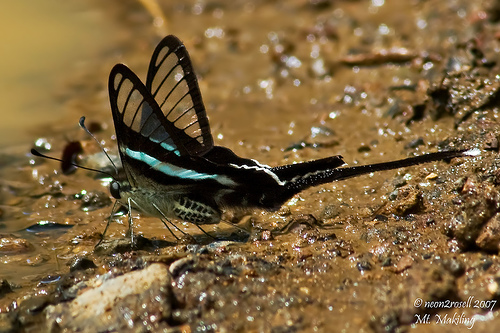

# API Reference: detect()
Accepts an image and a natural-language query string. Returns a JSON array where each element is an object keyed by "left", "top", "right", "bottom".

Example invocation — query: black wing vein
[
  {"left": 109, "top": 64, "right": 189, "bottom": 160},
  {"left": 145, "top": 35, "right": 213, "bottom": 156}
]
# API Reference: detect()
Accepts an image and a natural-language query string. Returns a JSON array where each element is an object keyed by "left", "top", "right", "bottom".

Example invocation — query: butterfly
[{"left": 105, "top": 35, "right": 477, "bottom": 243}]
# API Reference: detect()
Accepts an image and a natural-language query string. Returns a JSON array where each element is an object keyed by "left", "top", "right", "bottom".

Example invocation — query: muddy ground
[{"left": 1, "top": 0, "right": 500, "bottom": 332}]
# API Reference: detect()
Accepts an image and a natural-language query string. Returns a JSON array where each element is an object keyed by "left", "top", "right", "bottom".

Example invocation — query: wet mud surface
[{"left": 1, "top": 0, "right": 500, "bottom": 332}]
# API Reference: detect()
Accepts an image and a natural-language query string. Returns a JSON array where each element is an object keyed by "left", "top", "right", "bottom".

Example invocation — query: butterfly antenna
[
  {"left": 30, "top": 148, "right": 116, "bottom": 180},
  {"left": 79, "top": 116, "right": 119, "bottom": 175}
]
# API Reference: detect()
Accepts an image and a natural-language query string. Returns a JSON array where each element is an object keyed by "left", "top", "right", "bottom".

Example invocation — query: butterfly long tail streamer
[{"left": 279, "top": 148, "right": 480, "bottom": 196}]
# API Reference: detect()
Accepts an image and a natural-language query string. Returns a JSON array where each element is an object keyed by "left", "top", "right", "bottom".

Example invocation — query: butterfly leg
[
  {"left": 159, "top": 217, "right": 181, "bottom": 240},
  {"left": 127, "top": 197, "right": 135, "bottom": 245},
  {"left": 219, "top": 219, "right": 250, "bottom": 236},
  {"left": 152, "top": 202, "right": 187, "bottom": 240},
  {"left": 96, "top": 200, "right": 120, "bottom": 247},
  {"left": 193, "top": 224, "right": 216, "bottom": 240},
  {"left": 155, "top": 201, "right": 214, "bottom": 240}
]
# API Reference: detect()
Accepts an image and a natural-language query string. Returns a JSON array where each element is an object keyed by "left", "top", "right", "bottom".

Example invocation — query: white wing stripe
[
  {"left": 126, "top": 148, "right": 237, "bottom": 186},
  {"left": 228, "top": 163, "right": 285, "bottom": 186}
]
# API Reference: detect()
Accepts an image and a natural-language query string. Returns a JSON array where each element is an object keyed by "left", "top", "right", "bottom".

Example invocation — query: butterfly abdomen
[{"left": 172, "top": 196, "right": 221, "bottom": 224}]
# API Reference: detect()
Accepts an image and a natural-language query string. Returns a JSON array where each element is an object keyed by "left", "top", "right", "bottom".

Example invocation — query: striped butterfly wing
[
  {"left": 108, "top": 36, "right": 214, "bottom": 187},
  {"left": 109, "top": 64, "right": 190, "bottom": 186},
  {"left": 144, "top": 35, "right": 213, "bottom": 157}
]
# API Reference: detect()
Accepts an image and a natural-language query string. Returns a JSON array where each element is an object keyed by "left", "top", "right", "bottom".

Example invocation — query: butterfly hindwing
[{"left": 145, "top": 35, "right": 213, "bottom": 157}]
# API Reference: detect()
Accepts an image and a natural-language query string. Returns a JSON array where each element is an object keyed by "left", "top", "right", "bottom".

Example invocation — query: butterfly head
[
  {"left": 109, "top": 178, "right": 133, "bottom": 201},
  {"left": 110, "top": 180, "right": 121, "bottom": 199}
]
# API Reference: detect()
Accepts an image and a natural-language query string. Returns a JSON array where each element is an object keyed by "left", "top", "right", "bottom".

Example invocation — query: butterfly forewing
[
  {"left": 114, "top": 75, "right": 146, "bottom": 134},
  {"left": 109, "top": 64, "right": 185, "bottom": 159},
  {"left": 146, "top": 35, "right": 213, "bottom": 156}
]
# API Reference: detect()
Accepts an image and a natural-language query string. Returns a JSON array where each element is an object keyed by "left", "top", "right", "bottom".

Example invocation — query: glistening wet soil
[{"left": 1, "top": 0, "right": 500, "bottom": 332}]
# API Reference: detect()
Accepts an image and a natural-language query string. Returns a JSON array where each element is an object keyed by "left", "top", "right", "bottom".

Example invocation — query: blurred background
[{"left": 0, "top": 0, "right": 120, "bottom": 147}]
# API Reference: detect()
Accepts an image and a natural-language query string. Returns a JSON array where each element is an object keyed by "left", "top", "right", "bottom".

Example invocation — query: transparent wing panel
[{"left": 146, "top": 35, "right": 213, "bottom": 155}]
